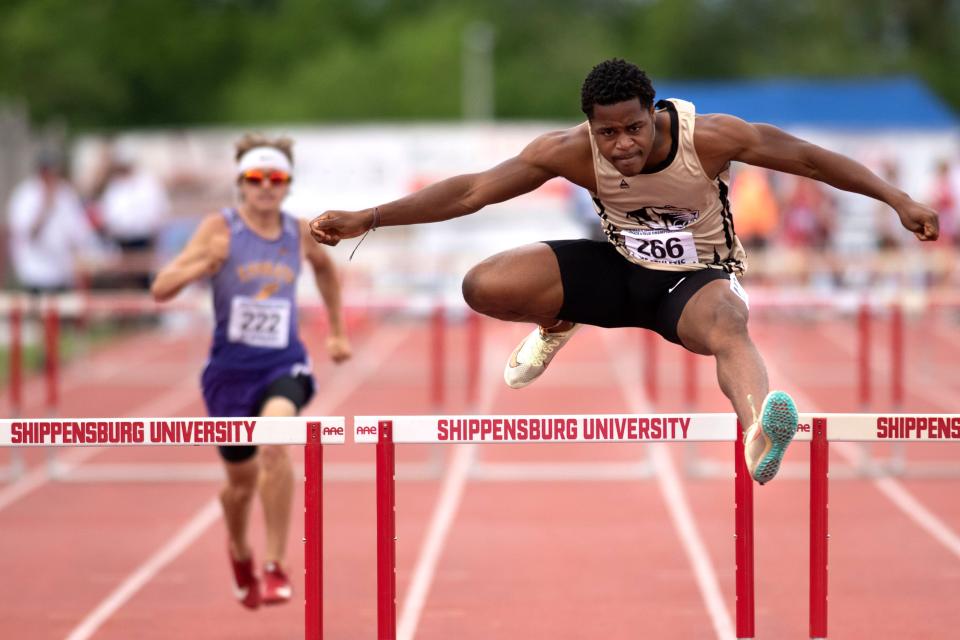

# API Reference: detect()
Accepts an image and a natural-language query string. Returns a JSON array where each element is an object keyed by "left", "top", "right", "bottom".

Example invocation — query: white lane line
[
  {"left": 603, "top": 331, "right": 736, "bottom": 640},
  {"left": 0, "top": 448, "right": 99, "bottom": 513},
  {"left": 64, "top": 498, "right": 221, "bottom": 640},
  {"left": 396, "top": 330, "right": 502, "bottom": 640},
  {"left": 60, "top": 324, "right": 414, "bottom": 640},
  {"left": 870, "top": 473, "right": 960, "bottom": 559},
  {"left": 649, "top": 445, "right": 736, "bottom": 640},
  {"left": 763, "top": 357, "right": 960, "bottom": 562},
  {"left": 396, "top": 444, "right": 476, "bottom": 640}
]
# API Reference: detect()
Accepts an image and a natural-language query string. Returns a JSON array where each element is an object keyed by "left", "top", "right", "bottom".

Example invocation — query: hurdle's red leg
[
  {"left": 10, "top": 303, "right": 22, "bottom": 416},
  {"left": 858, "top": 300, "right": 871, "bottom": 409},
  {"left": 891, "top": 302, "right": 904, "bottom": 409},
  {"left": 810, "top": 417, "right": 829, "bottom": 639},
  {"left": 684, "top": 349, "right": 698, "bottom": 409},
  {"left": 735, "top": 420, "right": 755, "bottom": 639},
  {"left": 431, "top": 305, "right": 445, "bottom": 409},
  {"left": 377, "top": 420, "right": 397, "bottom": 640},
  {"left": 305, "top": 422, "right": 323, "bottom": 640},
  {"left": 465, "top": 312, "right": 482, "bottom": 408},
  {"left": 44, "top": 305, "right": 59, "bottom": 412}
]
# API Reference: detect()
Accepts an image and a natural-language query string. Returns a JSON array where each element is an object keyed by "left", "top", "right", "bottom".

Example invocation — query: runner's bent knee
[
  {"left": 223, "top": 460, "right": 258, "bottom": 493},
  {"left": 462, "top": 244, "right": 563, "bottom": 318},
  {"left": 461, "top": 261, "right": 508, "bottom": 313},
  {"left": 699, "top": 301, "right": 750, "bottom": 351}
]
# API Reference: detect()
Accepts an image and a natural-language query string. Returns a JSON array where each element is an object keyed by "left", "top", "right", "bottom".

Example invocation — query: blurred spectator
[
  {"left": 94, "top": 141, "right": 171, "bottom": 289},
  {"left": 729, "top": 167, "right": 779, "bottom": 250},
  {"left": 7, "top": 150, "right": 100, "bottom": 294},
  {"left": 779, "top": 176, "right": 835, "bottom": 250},
  {"left": 929, "top": 159, "right": 957, "bottom": 245}
]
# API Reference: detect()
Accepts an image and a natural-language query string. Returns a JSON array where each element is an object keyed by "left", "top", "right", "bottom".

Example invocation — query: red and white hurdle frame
[
  {"left": 354, "top": 413, "right": 759, "bottom": 639},
  {"left": 805, "top": 412, "right": 960, "bottom": 640},
  {"left": 358, "top": 412, "right": 960, "bottom": 640},
  {"left": 0, "top": 291, "right": 483, "bottom": 482},
  {"left": 0, "top": 416, "right": 345, "bottom": 640}
]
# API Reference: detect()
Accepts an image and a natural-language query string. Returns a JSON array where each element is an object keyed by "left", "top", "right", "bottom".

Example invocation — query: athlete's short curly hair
[
  {"left": 580, "top": 59, "right": 655, "bottom": 118},
  {"left": 234, "top": 133, "right": 294, "bottom": 164}
]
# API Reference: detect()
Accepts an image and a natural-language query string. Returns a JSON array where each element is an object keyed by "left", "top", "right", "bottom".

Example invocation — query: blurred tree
[{"left": 0, "top": 0, "right": 955, "bottom": 128}]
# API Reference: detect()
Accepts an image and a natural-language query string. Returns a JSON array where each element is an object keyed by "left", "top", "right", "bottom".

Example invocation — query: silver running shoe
[{"left": 503, "top": 324, "right": 580, "bottom": 389}]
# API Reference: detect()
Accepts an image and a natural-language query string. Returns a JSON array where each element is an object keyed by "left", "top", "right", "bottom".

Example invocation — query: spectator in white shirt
[
  {"left": 98, "top": 142, "right": 171, "bottom": 289},
  {"left": 7, "top": 151, "right": 99, "bottom": 294}
]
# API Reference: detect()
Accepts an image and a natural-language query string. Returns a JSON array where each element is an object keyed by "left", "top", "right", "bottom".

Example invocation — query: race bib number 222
[{"left": 227, "top": 296, "right": 290, "bottom": 349}]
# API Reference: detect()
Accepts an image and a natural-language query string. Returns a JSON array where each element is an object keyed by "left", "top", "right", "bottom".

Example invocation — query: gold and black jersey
[{"left": 588, "top": 98, "right": 747, "bottom": 275}]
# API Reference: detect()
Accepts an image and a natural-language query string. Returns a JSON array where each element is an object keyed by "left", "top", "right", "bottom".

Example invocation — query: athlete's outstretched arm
[
  {"left": 151, "top": 214, "right": 229, "bottom": 302},
  {"left": 698, "top": 115, "right": 939, "bottom": 241},
  {"left": 300, "top": 220, "right": 351, "bottom": 362},
  {"left": 309, "top": 132, "right": 565, "bottom": 246}
]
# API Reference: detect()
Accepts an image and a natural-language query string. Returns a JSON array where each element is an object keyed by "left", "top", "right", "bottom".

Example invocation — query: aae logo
[
  {"left": 322, "top": 426, "right": 344, "bottom": 436},
  {"left": 356, "top": 425, "right": 378, "bottom": 436}
]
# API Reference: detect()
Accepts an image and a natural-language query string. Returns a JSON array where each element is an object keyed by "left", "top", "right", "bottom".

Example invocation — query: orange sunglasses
[{"left": 240, "top": 169, "right": 292, "bottom": 186}]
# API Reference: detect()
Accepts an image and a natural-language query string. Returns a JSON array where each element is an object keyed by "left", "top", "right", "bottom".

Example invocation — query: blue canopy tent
[{"left": 655, "top": 76, "right": 957, "bottom": 130}]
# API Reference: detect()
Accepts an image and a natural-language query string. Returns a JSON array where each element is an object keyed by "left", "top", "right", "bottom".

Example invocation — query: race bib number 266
[
  {"left": 228, "top": 296, "right": 290, "bottom": 349},
  {"left": 620, "top": 229, "right": 699, "bottom": 265}
]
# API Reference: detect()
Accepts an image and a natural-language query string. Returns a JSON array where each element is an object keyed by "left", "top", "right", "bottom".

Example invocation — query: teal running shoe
[{"left": 743, "top": 390, "right": 799, "bottom": 485}]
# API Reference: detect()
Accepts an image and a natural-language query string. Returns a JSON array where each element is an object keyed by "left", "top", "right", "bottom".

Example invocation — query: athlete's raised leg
[
  {"left": 462, "top": 243, "right": 579, "bottom": 388},
  {"left": 676, "top": 279, "right": 766, "bottom": 425},
  {"left": 677, "top": 278, "right": 798, "bottom": 484},
  {"left": 461, "top": 242, "right": 566, "bottom": 324}
]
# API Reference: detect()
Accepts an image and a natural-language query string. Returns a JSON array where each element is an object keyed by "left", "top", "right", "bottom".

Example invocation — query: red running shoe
[
  {"left": 262, "top": 562, "right": 293, "bottom": 605},
  {"left": 229, "top": 550, "right": 261, "bottom": 610}
]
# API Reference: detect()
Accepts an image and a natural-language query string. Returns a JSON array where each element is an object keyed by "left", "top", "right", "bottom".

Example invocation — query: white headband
[{"left": 237, "top": 146, "right": 292, "bottom": 174}]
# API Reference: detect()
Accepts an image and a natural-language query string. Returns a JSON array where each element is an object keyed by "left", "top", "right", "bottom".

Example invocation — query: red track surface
[{"left": 2, "top": 311, "right": 959, "bottom": 639}]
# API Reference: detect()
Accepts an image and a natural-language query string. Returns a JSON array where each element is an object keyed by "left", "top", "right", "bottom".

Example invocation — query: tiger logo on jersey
[{"left": 625, "top": 205, "right": 700, "bottom": 231}]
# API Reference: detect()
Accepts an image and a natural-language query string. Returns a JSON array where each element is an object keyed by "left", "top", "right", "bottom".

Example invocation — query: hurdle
[
  {"left": 2, "top": 291, "right": 481, "bottom": 484},
  {"left": 355, "top": 413, "right": 757, "bottom": 639},
  {"left": 0, "top": 416, "right": 345, "bottom": 640},
  {"left": 1, "top": 296, "right": 27, "bottom": 482},
  {"left": 807, "top": 412, "right": 960, "bottom": 640}
]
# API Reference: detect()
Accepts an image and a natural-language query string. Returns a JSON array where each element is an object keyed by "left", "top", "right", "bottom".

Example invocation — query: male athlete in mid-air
[{"left": 309, "top": 58, "right": 939, "bottom": 484}]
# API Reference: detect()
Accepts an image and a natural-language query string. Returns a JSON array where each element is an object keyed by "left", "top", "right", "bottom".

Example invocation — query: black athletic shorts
[
  {"left": 218, "top": 374, "right": 315, "bottom": 463},
  {"left": 545, "top": 239, "right": 737, "bottom": 345}
]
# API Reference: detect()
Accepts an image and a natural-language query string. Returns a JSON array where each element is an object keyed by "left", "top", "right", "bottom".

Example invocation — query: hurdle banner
[
  {"left": 806, "top": 412, "right": 960, "bottom": 640},
  {"left": 0, "top": 416, "right": 344, "bottom": 640},
  {"left": 354, "top": 413, "right": 759, "bottom": 640},
  {"left": 353, "top": 413, "right": 736, "bottom": 444}
]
